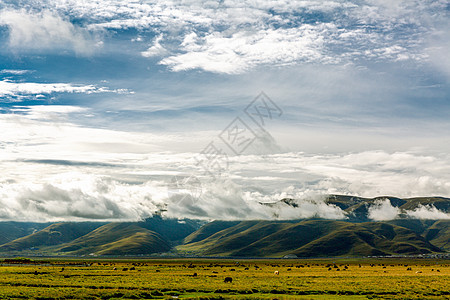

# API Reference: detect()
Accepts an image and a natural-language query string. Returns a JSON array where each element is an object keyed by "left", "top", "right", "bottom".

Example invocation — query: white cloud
[
  {"left": 0, "top": 105, "right": 449, "bottom": 221},
  {"left": 0, "top": 174, "right": 163, "bottom": 221},
  {"left": 0, "top": 80, "right": 132, "bottom": 101},
  {"left": 3, "top": 0, "right": 443, "bottom": 73},
  {"left": 406, "top": 205, "right": 450, "bottom": 220},
  {"left": 160, "top": 25, "right": 331, "bottom": 74},
  {"left": 0, "top": 69, "right": 33, "bottom": 75},
  {"left": 141, "top": 34, "right": 168, "bottom": 58},
  {"left": 368, "top": 199, "right": 400, "bottom": 221},
  {"left": 0, "top": 9, "right": 97, "bottom": 55},
  {"left": 426, "top": 22, "right": 450, "bottom": 80},
  {"left": 0, "top": 80, "right": 97, "bottom": 96}
]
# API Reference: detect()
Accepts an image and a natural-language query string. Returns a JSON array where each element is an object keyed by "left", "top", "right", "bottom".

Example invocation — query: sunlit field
[{"left": 0, "top": 258, "right": 448, "bottom": 299}]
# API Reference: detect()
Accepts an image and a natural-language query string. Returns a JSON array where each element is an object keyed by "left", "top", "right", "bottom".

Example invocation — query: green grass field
[{"left": 0, "top": 258, "right": 448, "bottom": 299}]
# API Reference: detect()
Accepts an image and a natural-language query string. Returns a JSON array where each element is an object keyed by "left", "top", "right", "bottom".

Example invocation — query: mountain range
[{"left": 0, "top": 195, "right": 448, "bottom": 258}]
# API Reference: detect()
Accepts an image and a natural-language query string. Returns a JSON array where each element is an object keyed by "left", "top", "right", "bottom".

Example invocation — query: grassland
[{"left": 0, "top": 258, "right": 449, "bottom": 299}]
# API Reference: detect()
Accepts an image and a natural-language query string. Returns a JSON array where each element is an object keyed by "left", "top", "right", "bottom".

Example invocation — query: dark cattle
[
  {"left": 224, "top": 277, "right": 232, "bottom": 283},
  {"left": 193, "top": 273, "right": 197, "bottom": 277}
]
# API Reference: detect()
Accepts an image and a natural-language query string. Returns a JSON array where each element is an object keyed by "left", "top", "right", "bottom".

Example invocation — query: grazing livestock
[
  {"left": 274, "top": 270, "right": 279, "bottom": 275},
  {"left": 224, "top": 277, "right": 232, "bottom": 283}
]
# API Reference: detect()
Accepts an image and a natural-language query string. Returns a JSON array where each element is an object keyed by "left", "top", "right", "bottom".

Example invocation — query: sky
[{"left": 0, "top": 0, "right": 449, "bottom": 222}]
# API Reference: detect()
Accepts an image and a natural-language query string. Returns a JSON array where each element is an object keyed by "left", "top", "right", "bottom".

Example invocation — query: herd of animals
[{"left": 26, "top": 261, "right": 443, "bottom": 284}]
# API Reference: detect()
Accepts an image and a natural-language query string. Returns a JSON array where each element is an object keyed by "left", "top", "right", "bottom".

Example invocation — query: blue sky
[{"left": 0, "top": 0, "right": 449, "bottom": 221}]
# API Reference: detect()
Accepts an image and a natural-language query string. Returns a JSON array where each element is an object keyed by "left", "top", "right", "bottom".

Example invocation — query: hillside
[
  {"left": 137, "top": 215, "right": 202, "bottom": 241},
  {"left": 56, "top": 223, "right": 171, "bottom": 255},
  {"left": 0, "top": 216, "right": 201, "bottom": 255},
  {"left": 183, "top": 221, "right": 240, "bottom": 244},
  {"left": 0, "top": 222, "right": 105, "bottom": 252},
  {"left": 0, "top": 222, "right": 50, "bottom": 245},
  {"left": 423, "top": 220, "right": 450, "bottom": 251},
  {"left": 179, "top": 220, "right": 443, "bottom": 257},
  {"left": 0, "top": 195, "right": 448, "bottom": 257}
]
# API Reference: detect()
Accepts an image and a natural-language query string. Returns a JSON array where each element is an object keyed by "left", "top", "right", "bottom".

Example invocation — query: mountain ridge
[{"left": 0, "top": 195, "right": 448, "bottom": 257}]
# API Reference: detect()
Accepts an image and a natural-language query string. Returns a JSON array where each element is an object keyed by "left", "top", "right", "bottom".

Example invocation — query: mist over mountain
[{"left": 0, "top": 195, "right": 448, "bottom": 258}]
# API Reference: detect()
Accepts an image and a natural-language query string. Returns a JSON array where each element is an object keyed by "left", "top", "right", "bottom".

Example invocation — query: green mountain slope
[
  {"left": 0, "top": 222, "right": 105, "bottom": 252},
  {"left": 0, "top": 197, "right": 447, "bottom": 257},
  {"left": 423, "top": 220, "right": 450, "bottom": 251},
  {"left": 386, "top": 219, "right": 436, "bottom": 235},
  {"left": 56, "top": 223, "right": 170, "bottom": 255},
  {"left": 292, "top": 222, "right": 440, "bottom": 257},
  {"left": 400, "top": 197, "right": 450, "bottom": 211},
  {"left": 137, "top": 215, "right": 202, "bottom": 241},
  {"left": 187, "top": 221, "right": 289, "bottom": 255},
  {"left": 0, "top": 222, "right": 50, "bottom": 245},
  {"left": 183, "top": 221, "right": 240, "bottom": 244},
  {"left": 179, "top": 220, "right": 442, "bottom": 257}
]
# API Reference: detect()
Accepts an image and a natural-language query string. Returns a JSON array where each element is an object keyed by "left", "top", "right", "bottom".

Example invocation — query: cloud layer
[
  {"left": 1, "top": 0, "right": 447, "bottom": 73},
  {"left": 0, "top": 9, "right": 97, "bottom": 55},
  {"left": 0, "top": 78, "right": 131, "bottom": 102},
  {"left": 0, "top": 105, "right": 448, "bottom": 221},
  {"left": 0, "top": 1, "right": 448, "bottom": 222}
]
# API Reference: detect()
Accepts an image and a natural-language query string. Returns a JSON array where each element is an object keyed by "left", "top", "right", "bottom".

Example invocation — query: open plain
[{"left": 0, "top": 258, "right": 448, "bottom": 299}]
